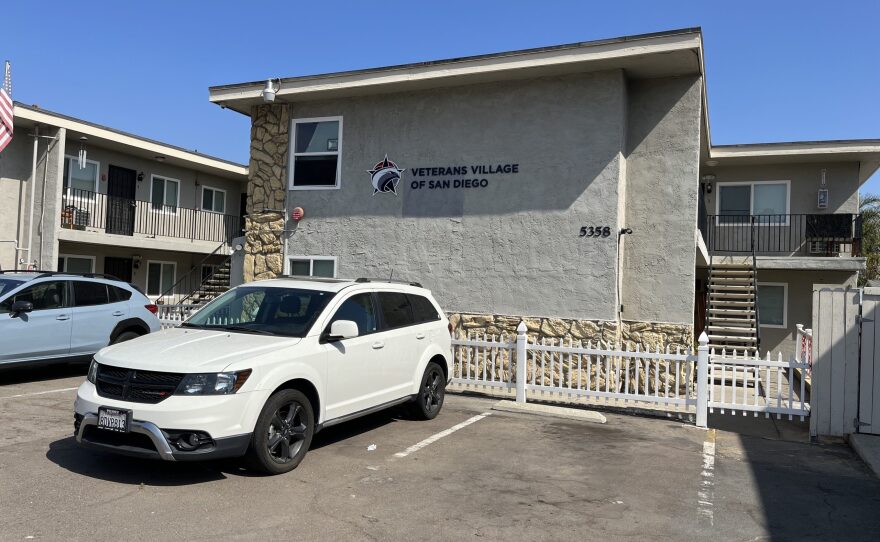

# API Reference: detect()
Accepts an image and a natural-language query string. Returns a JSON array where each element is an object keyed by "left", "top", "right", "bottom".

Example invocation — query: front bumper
[{"left": 75, "top": 412, "right": 250, "bottom": 461}]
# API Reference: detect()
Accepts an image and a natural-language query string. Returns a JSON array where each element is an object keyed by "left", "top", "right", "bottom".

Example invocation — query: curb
[
  {"left": 492, "top": 400, "right": 607, "bottom": 424},
  {"left": 849, "top": 434, "right": 880, "bottom": 479}
]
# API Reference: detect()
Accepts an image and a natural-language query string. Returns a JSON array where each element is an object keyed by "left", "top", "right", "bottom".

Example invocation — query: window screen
[
  {"left": 73, "top": 281, "right": 109, "bottom": 307},
  {"left": 377, "top": 292, "right": 413, "bottom": 329},
  {"left": 757, "top": 284, "right": 786, "bottom": 326},
  {"left": 409, "top": 295, "right": 440, "bottom": 323}
]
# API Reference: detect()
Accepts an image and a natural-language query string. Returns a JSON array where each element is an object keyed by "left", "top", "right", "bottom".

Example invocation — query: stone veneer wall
[
  {"left": 449, "top": 313, "right": 694, "bottom": 351},
  {"left": 243, "top": 104, "right": 289, "bottom": 282},
  {"left": 449, "top": 313, "right": 695, "bottom": 394}
]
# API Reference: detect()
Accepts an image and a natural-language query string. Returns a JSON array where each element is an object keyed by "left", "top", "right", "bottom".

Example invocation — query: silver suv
[{"left": 0, "top": 271, "right": 161, "bottom": 366}]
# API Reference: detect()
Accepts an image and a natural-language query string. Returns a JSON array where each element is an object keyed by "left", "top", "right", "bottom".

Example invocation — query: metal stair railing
[
  {"left": 750, "top": 215, "right": 761, "bottom": 353},
  {"left": 155, "top": 242, "right": 230, "bottom": 305},
  {"left": 178, "top": 257, "right": 233, "bottom": 306}
]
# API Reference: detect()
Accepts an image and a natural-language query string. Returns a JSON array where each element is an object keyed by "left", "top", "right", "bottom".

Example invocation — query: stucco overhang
[
  {"left": 756, "top": 256, "right": 866, "bottom": 272},
  {"left": 705, "top": 141, "right": 880, "bottom": 184},
  {"left": 12, "top": 103, "right": 248, "bottom": 180},
  {"left": 209, "top": 28, "right": 704, "bottom": 114}
]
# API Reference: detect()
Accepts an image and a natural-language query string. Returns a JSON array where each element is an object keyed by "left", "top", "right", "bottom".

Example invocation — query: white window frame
[
  {"left": 58, "top": 254, "right": 96, "bottom": 273},
  {"left": 150, "top": 174, "right": 181, "bottom": 214},
  {"left": 715, "top": 180, "right": 791, "bottom": 226},
  {"left": 201, "top": 185, "right": 227, "bottom": 214},
  {"left": 285, "top": 255, "right": 337, "bottom": 278},
  {"left": 757, "top": 282, "right": 788, "bottom": 329},
  {"left": 288, "top": 116, "right": 343, "bottom": 191},
  {"left": 146, "top": 260, "right": 177, "bottom": 297},
  {"left": 63, "top": 155, "right": 101, "bottom": 197}
]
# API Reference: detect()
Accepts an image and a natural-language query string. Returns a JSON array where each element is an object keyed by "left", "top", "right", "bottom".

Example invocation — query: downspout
[{"left": 23, "top": 126, "right": 38, "bottom": 269}]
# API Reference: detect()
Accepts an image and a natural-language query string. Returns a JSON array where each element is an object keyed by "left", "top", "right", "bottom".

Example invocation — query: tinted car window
[
  {"left": 183, "top": 287, "right": 334, "bottom": 337},
  {"left": 377, "top": 292, "right": 414, "bottom": 329},
  {"left": 329, "top": 293, "right": 377, "bottom": 335},
  {"left": 409, "top": 295, "right": 440, "bottom": 323},
  {"left": 73, "top": 281, "right": 109, "bottom": 307},
  {"left": 108, "top": 285, "right": 132, "bottom": 302},
  {"left": 0, "top": 278, "right": 25, "bottom": 297},
  {"left": 0, "top": 280, "right": 68, "bottom": 312}
]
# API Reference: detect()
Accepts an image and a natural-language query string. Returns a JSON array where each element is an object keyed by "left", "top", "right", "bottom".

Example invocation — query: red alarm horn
[{"left": 291, "top": 207, "right": 304, "bottom": 221}]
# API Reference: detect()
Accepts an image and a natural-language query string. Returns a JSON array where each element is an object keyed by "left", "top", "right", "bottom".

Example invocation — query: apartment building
[
  {"left": 0, "top": 103, "right": 248, "bottom": 303},
  {"left": 208, "top": 28, "right": 880, "bottom": 355}
]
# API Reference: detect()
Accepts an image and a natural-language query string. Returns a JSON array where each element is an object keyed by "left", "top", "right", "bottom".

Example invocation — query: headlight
[
  {"left": 175, "top": 369, "right": 252, "bottom": 395},
  {"left": 87, "top": 360, "right": 99, "bottom": 384}
]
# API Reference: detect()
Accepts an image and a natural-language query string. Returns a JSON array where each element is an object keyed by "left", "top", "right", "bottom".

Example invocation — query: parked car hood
[{"left": 94, "top": 327, "right": 301, "bottom": 373}]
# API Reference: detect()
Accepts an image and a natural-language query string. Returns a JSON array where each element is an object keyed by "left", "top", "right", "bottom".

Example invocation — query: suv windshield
[
  {"left": 182, "top": 286, "right": 335, "bottom": 337},
  {"left": 0, "top": 278, "right": 26, "bottom": 298}
]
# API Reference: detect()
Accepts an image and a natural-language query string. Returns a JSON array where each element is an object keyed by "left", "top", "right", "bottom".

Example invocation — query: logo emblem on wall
[{"left": 367, "top": 155, "right": 404, "bottom": 196}]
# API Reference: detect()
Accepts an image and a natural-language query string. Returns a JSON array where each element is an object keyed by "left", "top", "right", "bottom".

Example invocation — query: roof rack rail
[
  {"left": 354, "top": 278, "right": 422, "bottom": 288},
  {"left": 274, "top": 275, "right": 351, "bottom": 283},
  {"left": 0, "top": 270, "right": 123, "bottom": 281}
]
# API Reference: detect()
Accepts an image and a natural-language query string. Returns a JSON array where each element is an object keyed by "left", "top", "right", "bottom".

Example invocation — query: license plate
[{"left": 97, "top": 407, "right": 131, "bottom": 433}]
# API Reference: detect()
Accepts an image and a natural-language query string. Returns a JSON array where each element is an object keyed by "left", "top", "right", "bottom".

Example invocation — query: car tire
[
  {"left": 245, "top": 389, "right": 314, "bottom": 475},
  {"left": 410, "top": 362, "right": 446, "bottom": 420},
  {"left": 111, "top": 331, "right": 141, "bottom": 344}
]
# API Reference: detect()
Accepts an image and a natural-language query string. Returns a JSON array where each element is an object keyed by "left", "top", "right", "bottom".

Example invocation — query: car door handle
[
  {"left": 112, "top": 311, "right": 124, "bottom": 317},
  {"left": 372, "top": 341, "right": 385, "bottom": 349},
  {"left": 56, "top": 314, "right": 70, "bottom": 321},
  {"left": 415, "top": 333, "right": 426, "bottom": 340}
]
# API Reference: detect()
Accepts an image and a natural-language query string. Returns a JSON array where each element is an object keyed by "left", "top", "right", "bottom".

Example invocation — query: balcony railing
[
  {"left": 60, "top": 188, "right": 242, "bottom": 245},
  {"left": 701, "top": 214, "right": 862, "bottom": 256}
]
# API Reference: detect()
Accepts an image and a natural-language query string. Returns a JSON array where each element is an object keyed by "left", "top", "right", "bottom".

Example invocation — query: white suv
[{"left": 74, "top": 277, "right": 451, "bottom": 474}]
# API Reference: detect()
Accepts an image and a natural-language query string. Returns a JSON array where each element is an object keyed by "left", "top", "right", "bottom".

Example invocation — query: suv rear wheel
[
  {"left": 410, "top": 362, "right": 446, "bottom": 420},
  {"left": 111, "top": 331, "right": 141, "bottom": 344},
  {"left": 245, "top": 389, "right": 314, "bottom": 475}
]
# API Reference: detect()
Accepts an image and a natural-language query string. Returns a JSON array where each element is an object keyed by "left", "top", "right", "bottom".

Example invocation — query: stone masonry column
[{"left": 243, "top": 104, "right": 289, "bottom": 282}]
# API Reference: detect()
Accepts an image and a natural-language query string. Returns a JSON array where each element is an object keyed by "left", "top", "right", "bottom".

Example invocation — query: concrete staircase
[
  {"left": 187, "top": 260, "right": 231, "bottom": 306},
  {"left": 706, "top": 260, "right": 758, "bottom": 354}
]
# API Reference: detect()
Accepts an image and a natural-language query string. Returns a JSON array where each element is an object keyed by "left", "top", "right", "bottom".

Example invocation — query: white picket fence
[
  {"left": 708, "top": 348, "right": 810, "bottom": 420},
  {"left": 157, "top": 304, "right": 200, "bottom": 329},
  {"left": 452, "top": 323, "right": 809, "bottom": 427}
]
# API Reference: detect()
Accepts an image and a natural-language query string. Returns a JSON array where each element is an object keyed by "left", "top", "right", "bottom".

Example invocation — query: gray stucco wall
[
  {"left": 284, "top": 71, "right": 630, "bottom": 320},
  {"left": 704, "top": 161, "right": 860, "bottom": 216},
  {"left": 755, "top": 269, "right": 857, "bottom": 357},
  {"left": 62, "top": 140, "right": 246, "bottom": 212},
  {"left": 0, "top": 133, "right": 32, "bottom": 269},
  {"left": 621, "top": 76, "right": 702, "bottom": 325}
]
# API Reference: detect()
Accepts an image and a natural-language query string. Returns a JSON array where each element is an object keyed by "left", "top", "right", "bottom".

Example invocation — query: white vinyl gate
[
  {"left": 856, "top": 288, "right": 880, "bottom": 436},
  {"left": 452, "top": 323, "right": 809, "bottom": 426}
]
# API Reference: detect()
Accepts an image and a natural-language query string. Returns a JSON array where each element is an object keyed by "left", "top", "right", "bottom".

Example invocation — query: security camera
[{"left": 262, "top": 79, "right": 279, "bottom": 103}]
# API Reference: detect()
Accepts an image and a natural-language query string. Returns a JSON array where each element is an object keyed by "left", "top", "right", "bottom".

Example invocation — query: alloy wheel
[{"left": 266, "top": 401, "right": 308, "bottom": 463}]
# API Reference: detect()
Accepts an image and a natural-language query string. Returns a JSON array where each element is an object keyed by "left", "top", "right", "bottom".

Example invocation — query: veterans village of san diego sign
[{"left": 367, "top": 155, "right": 520, "bottom": 196}]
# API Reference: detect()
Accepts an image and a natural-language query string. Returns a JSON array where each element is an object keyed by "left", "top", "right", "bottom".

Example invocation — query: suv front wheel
[{"left": 246, "top": 389, "right": 315, "bottom": 475}]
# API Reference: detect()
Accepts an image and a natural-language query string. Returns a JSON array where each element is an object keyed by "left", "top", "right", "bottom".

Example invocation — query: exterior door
[
  {"left": 0, "top": 280, "right": 72, "bottom": 363},
  {"left": 104, "top": 257, "right": 133, "bottom": 283},
  {"left": 322, "top": 292, "right": 384, "bottom": 420},
  {"left": 106, "top": 165, "right": 137, "bottom": 235}
]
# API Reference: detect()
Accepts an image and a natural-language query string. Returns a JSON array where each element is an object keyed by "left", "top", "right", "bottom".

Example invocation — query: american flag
[{"left": 0, "top": 61, "right": 13, "bottom": 153}]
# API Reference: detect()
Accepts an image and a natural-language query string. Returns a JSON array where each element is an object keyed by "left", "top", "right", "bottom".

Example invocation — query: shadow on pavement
[
  {"left": 0, "top": 361, "right": 88, "bottom": 386},
  {"left": 45, "top": 407, "right": 406, "bottom": 484}
]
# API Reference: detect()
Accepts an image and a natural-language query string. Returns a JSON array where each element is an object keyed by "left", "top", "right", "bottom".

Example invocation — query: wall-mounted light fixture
[
  {"left": 262, "top": 78, "right": 280, "bottom": 103},
  {"left": 137, "top": 171, "right": 144, "bottom": 183},
  {"left": 132, "top": 255, "right": 141, "bottom": 270},
  {"left": 154, "top": 155, "right": 165, "bottom": 162}
]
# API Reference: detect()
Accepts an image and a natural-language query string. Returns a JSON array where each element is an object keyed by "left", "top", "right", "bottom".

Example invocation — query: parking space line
[
  {"left": 393, "top": 412, "right": 492, "bottom": 458},
  {"left": 0, "top": 387, "right": 79, "bottom": 400},
  {"left": 698, "top": 429, "right": 716, "bottom": 526}
]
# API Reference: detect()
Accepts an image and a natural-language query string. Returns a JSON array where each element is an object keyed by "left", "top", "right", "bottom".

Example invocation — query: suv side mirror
[
  {"left": 11, "top": 300, "right": 33, "bottom": 316},
  {"left": 328, "top": 320, "right": 359, "bottom": 341}
]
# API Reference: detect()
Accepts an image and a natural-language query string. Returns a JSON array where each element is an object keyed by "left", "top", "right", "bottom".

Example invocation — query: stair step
[
  {"left": 711, "top": 262, "right": 753, "bottom": 269},
  {"left": 709, "top": 292, "right": 755, "bottom": 299},
  {"left": 708, "top": 307, "right": 756, "bottom": 314},
  {"left": 710, "top": 276, "right": 754, "bottom": 284},
  {"left": 707, "top": 325, "right": 757, "bottom": 334},
  {"left": 708, "top": 334, "right": 758, "bottom": 343},
  {"left": 708, "top": 317, "right": 756, "bottom": 325},
  {"left": 710, "top": 284, "right": 755, "bottom": 291},
  {"left": 711, "top": 268, "right": 753, "bottom": 275}
]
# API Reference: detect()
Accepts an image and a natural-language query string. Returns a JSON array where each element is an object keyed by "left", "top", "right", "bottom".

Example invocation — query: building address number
[{"left": 579, "top": 226, "right": 612, "bottom": 238}]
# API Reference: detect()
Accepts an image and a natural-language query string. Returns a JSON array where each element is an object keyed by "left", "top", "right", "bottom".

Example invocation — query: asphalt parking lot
[{"left": 2, "top": 364, "right": 880, "bottom": 541}]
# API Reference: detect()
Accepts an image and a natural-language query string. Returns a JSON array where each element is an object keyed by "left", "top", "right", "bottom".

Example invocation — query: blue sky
[{"left": 6, "top": 1, "right": 880, "bottom": 192}]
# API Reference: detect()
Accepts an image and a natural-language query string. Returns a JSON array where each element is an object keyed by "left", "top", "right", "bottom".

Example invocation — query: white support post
[
  {"left": 515, "top": 321, "right": 528, "bottom": 403},
  {"left": 696, "top": 332, "right": 710, "bottom": 428}
]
